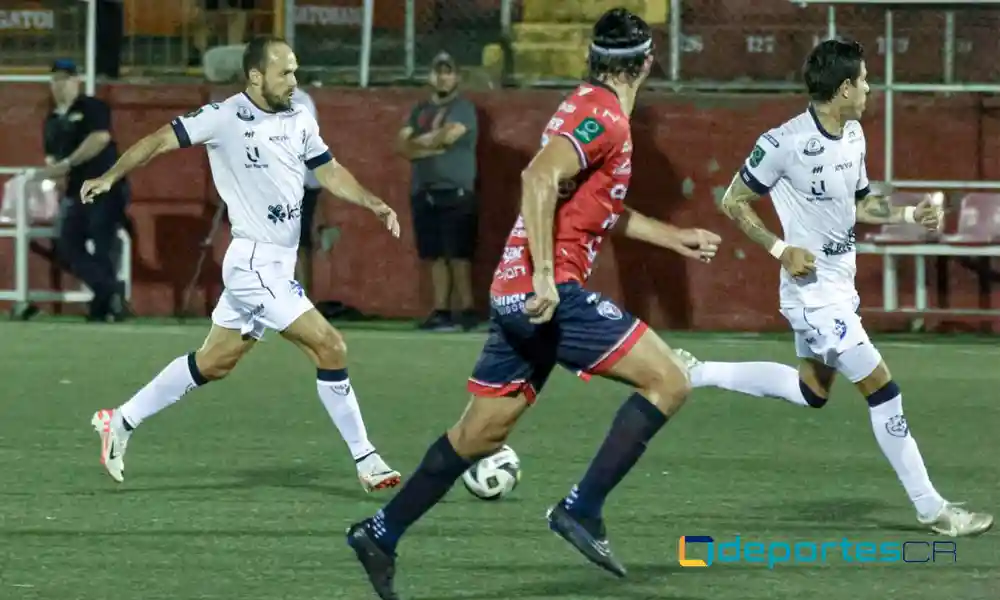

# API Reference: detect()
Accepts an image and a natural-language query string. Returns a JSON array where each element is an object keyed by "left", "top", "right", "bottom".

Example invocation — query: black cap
[
  {"left": 51, "top": 58, "right": 78, "bottom": 75},
  {"left": 431, "top": 51, "right": 456, "bottom": 71}
]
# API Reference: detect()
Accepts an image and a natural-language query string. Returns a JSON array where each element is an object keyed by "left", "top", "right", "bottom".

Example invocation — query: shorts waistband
[{"left": 229, "top": 238, "right": 297, "bottom": 265}]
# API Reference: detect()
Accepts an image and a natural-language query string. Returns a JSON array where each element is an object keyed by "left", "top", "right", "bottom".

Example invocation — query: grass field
[{"left": 1, "top": 321, "right": 998, "bottom": 599}]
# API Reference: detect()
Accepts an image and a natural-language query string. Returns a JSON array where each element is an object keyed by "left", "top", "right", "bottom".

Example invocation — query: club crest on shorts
[
  {"left": 886, "top": 414, "right": 909, "bottom": 438},
  {"left": 597, "top": 300, "right": 623, "bottom": 320},
  {"left": 289, "top": 280, "right": 304, "bottom": 298},
  {"left": 834, "top": 318, "right": 847, "bottom": 340}
]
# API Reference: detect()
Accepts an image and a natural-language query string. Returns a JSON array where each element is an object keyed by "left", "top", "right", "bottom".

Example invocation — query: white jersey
[
  {"left": 739, "top": 106, "right": 869, "bottom": 308},
  {"left": 292, "top": 88, "right": 322, "bottom": 191},
  {"left": 170, "top": 92, "right": 333, "bottom": 249}
]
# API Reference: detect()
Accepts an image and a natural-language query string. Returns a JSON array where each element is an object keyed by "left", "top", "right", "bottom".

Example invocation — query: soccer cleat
[
  {"left": 346, "top": 521, "right": 399, "bottom": 600},
  {"left": 918, "top": 502, "right": 994, "bottom": 537},
  {"left": 546, "top": 501, "right": 627, "bottom": 578},
  {"left": 673, "top": 348, "right": 702, "bottom": 372},
  {"left": 357, "top": 454, "right": 402, "bottom": 493},
  {"left": 91, "top": 409, "right": 127, "bottom": 483}
]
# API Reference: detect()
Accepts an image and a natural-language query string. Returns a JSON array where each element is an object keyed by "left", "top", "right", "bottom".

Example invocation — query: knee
[
  {"left": 194, "top": 346, "right": 242, "bottom": 381},
  {"left": 799, "top": 380, "right": 829, "bottom": 408},
  {"left": 449, "top": 412, "right": 511, "bottom": 458},
  {"left": 637, "top": 358, "right": 691, "bottom": 418},
  {"left": 313, "top": 326, "right": 348, "bottom": 365}
]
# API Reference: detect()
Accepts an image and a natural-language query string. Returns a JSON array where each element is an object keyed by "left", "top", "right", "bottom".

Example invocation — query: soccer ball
[{"left": 461, "top": 444, "right": 521, "bottom": 501}]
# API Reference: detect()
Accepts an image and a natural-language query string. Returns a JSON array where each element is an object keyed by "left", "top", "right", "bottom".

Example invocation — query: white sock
[
  {"left": 869, "top": 394, "right": 945, "bottom": 518},
  {"left": 317, "top": 370, "right": 376, "bottom": 462},
  {"left": 690, "top": 361, "right": 809, "bottom": 407},
  {"left": 118, "top": 353, "right": 206, "bottom": 435}
]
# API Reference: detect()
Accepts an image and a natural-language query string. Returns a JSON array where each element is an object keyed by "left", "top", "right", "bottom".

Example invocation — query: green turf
[{"left": 1, "top": 323, "right": 997, "bottom": 599}]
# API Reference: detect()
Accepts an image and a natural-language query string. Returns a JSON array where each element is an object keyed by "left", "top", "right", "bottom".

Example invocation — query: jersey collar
[
  {"left": 808, "top": 104, "right": 842, "bottom": 141},
  {"left": 241, "top": 91, "right": 295, "bottom": 115},
  {"left": 584, "top": 77, "right": 627, "bottom": 118}
]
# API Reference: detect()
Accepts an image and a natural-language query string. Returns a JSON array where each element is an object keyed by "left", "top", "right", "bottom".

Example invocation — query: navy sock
[
  {"left": 367, "top": 434, "right": 471, "bottom": 552},
  {"left": 565, "top": 393, "right": 668, "bottom": 519}
]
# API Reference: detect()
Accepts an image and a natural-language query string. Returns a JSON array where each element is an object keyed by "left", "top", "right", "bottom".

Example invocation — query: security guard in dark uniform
[{"left": 31, "top": 59, "right": 129, "bottom": 321}]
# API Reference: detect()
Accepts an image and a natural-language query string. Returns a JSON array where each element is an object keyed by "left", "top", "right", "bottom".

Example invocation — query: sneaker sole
[
  {"left": 361, "top": 473, "right": 402, "bottom": 493},
  {"left": 546, "top": 506, "right": 627, "bottom": 578},
  {"left": 90, "top": 410, "right": 124, "bottom": 483}
]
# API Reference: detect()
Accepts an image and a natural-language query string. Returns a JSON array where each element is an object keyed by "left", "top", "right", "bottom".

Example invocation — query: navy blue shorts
[{"left": 467, "top": 283, "right": 647, "bottom": 403}]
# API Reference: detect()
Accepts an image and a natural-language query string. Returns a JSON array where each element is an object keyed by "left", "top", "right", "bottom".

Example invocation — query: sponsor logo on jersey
[
  {"left": 821, "top": 228, "right": 856, "bottom": 256},
  {"left": 502, "top": 246, "right": 524, "bottom": 263},
  {"left": 572, "top": 117, "right": 605, "bottom": 145},
  {"left": 749, "top": 144, "right": 766, "bottom": 168},
  {"left": 763, "top": 133, "right": 780, "bottom": 148}
]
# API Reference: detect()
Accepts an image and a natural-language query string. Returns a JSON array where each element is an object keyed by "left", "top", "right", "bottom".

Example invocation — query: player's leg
[
  {"left": 837, "top": 336, "right": 993, "bottom": 536},
  {"left": 347, "top": 315, "right": 552, "bottom": 598},
  {"left": 546, "top": 314, "right": 686, "bottom": 575},
  {"left": 92, "top": 317, "right": 255, "bottom": 482},
  {"left": 676, "top": 305, "right": 844, "bottom": 408},
  {"left": 279, "top": 304, "right": 399, "bottom": 492}
]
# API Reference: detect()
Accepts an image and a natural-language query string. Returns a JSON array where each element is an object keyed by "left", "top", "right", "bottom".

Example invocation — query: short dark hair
[
  {"left": 803, "top": 38, "right": 865, "bottom": 102},
  {"left": 588, "top": 8, "right": 653, "bottom": 80},
  {"left": 242, "top": 35, "right": 289, "bottom": 79}
]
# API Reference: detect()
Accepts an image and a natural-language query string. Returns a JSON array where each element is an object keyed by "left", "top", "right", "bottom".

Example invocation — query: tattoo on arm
[
  {"left": 856, "top": 194, "right": 903, "bottom": 224},
  {"left": 719, "top": 175, "right": 779, "bottom": 250}
]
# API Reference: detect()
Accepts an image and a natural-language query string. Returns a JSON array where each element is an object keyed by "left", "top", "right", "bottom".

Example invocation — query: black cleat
[
  {"left": 546, "top": 502, "right": 627, "bottom": 578},
  {"left": 346, "top": 521, "right": 400, "bottom": 600}
]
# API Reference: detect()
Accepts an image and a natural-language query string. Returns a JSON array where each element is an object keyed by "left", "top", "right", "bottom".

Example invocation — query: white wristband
[
  {"left": 903, "top": 206, "right": 917, "bottom": 224},
  {"left": 768, "top": 240, "right": 788, "bottom": 259}
]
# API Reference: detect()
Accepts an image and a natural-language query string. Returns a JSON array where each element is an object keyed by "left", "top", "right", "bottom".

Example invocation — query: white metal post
[
  {"left": 883, "top": 8, "right": 894, "bottom": 185},
  {"left": 13, "top": 177, "right": 28, "bottom": 305},
  {"left": 84, "top": 0, "right": 97, "bottom": 95},
  {"left": 285, "top": 0, "right": 296, "bottom": 46},
  {"left": 359, "top": 0, "right": 374, "bottom": 88},
  {"left": 826, "top": 6, "right": 836, "bottom": 39},
  {"left": 405, "top": 0, "right": 416, "bottom": 78},
  {"left": 669, "top": 0, "right": 681, "bottom": 81},
  {"left": 943, "top": 11, "right": 955, "bottom": 84}
]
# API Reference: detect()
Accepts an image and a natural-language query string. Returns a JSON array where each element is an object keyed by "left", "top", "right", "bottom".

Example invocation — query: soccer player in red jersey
[{"left": 347, "top": 9, "right": 721, "bottom": 598}]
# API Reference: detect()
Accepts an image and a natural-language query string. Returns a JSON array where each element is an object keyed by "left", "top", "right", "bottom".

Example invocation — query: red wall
[{"left": 2, "top": 84, "right": 999, "bottom": 331}]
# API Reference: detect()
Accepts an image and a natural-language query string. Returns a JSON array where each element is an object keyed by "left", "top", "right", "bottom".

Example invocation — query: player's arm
[
  {"left": 312, "top": 161, "right": 384, "bottom": 210},
  {"left": 101, "top": 124, "right": 180, "bottom": 187},
  {"left": 855, "top": 192, "right": 907, "bottom": 224},
  {"left": 615, "top": 209, "right": 720, "bottom": 261},
  {"left": 313, "top": 160, "right": 400, "bottom": 237},
  {"left": 718, "top": 173, "right": 781, "bottom": 251},
  {"left": 521, "top": 135, "right": 582, "bottom": 278}
]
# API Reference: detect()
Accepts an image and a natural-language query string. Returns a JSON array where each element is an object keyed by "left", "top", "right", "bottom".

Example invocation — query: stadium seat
[
  {"left": 863, "top": 191, "right": 934, "bottom": 245},
  {"left": 938, "top": 193, "right": 1000, "bottom": 245}
]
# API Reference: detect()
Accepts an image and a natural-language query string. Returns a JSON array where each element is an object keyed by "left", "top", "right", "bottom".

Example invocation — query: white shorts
[
  {"left": 779, "top": 295, "right": 881, "bottom": 383},
  {"left": 211, "top": 238, "right": 313, "bottom": 340}
]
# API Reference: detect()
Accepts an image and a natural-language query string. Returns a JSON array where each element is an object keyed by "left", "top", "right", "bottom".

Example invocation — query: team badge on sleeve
[{"left": 572, "top": 117, "right": 606, "bottom": 145}]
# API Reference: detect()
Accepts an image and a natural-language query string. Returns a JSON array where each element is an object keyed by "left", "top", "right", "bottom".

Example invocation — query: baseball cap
[
  {"left": 431, "top": 51, "right": 456, "bottom": 71},
  {"left": 51, "top": 59, "right": 78, "bottom": 75}
]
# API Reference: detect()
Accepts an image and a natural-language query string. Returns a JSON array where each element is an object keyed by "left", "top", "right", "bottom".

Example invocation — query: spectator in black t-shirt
[{"left": 30, "top": 59, "right": 129, "bottom": 321}]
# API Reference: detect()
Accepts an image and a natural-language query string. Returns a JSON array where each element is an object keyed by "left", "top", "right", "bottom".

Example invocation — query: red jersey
[{"left": 491, "top": 82, "right": 633, "bottom": 296}]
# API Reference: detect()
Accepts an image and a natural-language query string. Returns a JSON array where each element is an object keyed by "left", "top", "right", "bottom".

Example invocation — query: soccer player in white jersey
[
  {"left": 679, "top": 39, "right": 992, "bottom": 536},
  {"left": 80, "top": 36, "right": 402, "bottom": 493}
]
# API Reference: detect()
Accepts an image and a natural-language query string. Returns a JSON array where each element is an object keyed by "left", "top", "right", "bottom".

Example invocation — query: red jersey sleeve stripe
[{"left": 558, "top": 131, "right": 588, "bottom": 169}]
